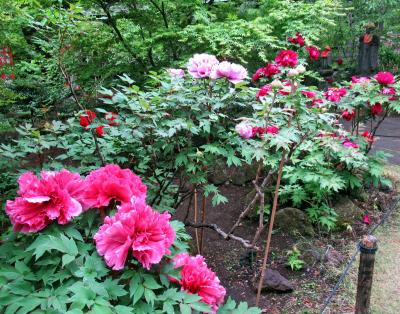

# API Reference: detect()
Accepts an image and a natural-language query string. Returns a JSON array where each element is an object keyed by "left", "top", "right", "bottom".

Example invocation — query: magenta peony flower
[
  {"left": 6, "top": 170, "right": 87, "bottom": 233},
  {"left": 306, "top": 46, "right": 320, "bottom": 61},
  {"left": 374, "top": 71, "right": 395, "bottom": 85},
  {"left": 324, "top": 87, "right": 347, "bottom": 102},
  {"left": 302, "top": 91, "right": 317, "bottom": 99},
  {"left": 235, "top": 124, "right": 254, "bottom": 139},
  {"left": 187, "top": 53, "right": 219, "bottom": 79},
  {"left": 172, "top": 253, "right": 226, "bottom": 313},
  {"left": 210, "top": 61, "right": 247, "bottom": 84},
  {"left": 256, "top": 84, "right": 272, "bottom": 100},
  {"left": 83, "top": 164, "right": 147, "bottom": 209},
  {"left": 274, "top": 50, "right": 298, "bottom": 67},
  {"left": 167, "top": 68, "right": 185, "bottom": 78},
  {"left": 94, "top": 202, "right": 175, "bottom": 270},
  {"left": 342, "top": 139, "right": 359, "bottom": 149}
]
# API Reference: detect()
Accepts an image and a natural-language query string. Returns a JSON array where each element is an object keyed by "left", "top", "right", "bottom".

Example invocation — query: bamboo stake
[
  {"left": 193, "top": 188, "right": 200, "bottom": 254},
  {"left": 255, "top": 149, "right": 287, "bottom": 306},
  {"left": 200, "top": 194, "right": 206, "bottom": 254}
]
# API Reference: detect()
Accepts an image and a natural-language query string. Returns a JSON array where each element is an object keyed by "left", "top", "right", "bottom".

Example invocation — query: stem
[{"left": 200, "top": 194, "right": 206, "bottom": 254}]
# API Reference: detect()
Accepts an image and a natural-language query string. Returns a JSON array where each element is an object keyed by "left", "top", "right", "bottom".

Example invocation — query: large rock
[
  {"left": 275, "top": 207, "right": 315, "bottom": 237},
  {"left": 208, "top": 159, "right": 230, "bottom": 185},
  {"left": 229, "top": 161, "right": 262, "bottom": 186},
  {"left": 333, "top": 196, "right": 363, "bottom": 227},
  {"left": 253, "top": 269, "right": 294, "bottom": 292}
]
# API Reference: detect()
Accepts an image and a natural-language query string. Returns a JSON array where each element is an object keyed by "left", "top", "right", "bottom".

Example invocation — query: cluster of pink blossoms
[
  {"left": 318, "top": 132, "right": 360, "bottom": 149},
  {"left": 173, "top": 253, "right": 226, "bottom": 313},
  {"left": 235, "top": 123, "right": 279, "bottom": 139},
  {"left": 324, "top": 87, "right": 347, "bottom": 102},
  {"left": 186, "top": 53, "right": 247, "bottom": 84}
]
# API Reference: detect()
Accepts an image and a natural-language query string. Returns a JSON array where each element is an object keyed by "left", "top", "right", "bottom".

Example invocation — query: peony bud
[
  {"left": 271, "top": 79, "right": 284, "bottom": 89},
  {"left": 296, "top": 64, "right": 306, "bottom": 74},
  {"left": 287, "top": 69, "right": 299, "bottom": 77}
]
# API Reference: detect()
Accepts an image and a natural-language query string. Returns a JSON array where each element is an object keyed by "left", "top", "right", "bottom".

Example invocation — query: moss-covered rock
[{"left": 275, "top": 207, "right": 315, "bottom": 237}]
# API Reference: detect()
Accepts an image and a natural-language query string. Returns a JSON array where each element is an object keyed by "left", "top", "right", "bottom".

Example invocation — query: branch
[{"left": 185, "top": 222, "right": 260, "bottom": 250}]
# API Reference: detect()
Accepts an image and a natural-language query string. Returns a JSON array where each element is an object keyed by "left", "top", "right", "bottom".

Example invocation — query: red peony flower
[
  {"left": 371, "top": 102, "right": 382, "bottom": 116},
  {"left": 83, "top": 164, "right": 147, "bottom": 209},
  {"left": 94, "top": 201, "right": 175, "bottom": 270},
  {"left": 266, "top": 125, "right": 279, "bottom": 135},
  {"left": 321, "top": 46, "right": 331, "bottom": 58},
  {"left": 95, "top": 125, "right": 105, "bottom": 136},
  {"left": 312, "top": 98, "right": 324, "bottom": 106},
  {"left": 264, "top": 63, "right": 281, "bottom": 77},
  {"left": 172, "top": 253, "right": 226, "bottom": 312},
  {"left": 105, "top": 112, "right": 119, "bottom": 126},
  {"left": 5, "top": 170, "right": 87, "bottom": 233},
  {"left": 288, "top": 32, "right": 305, "bottom": 47},
  {"left": 361, "top": 131, "right": 374, "bottom": 144},
  {"left": 306, "top": 46, "right": 320, "bottom": 61},
  {"left": 256, "top": 84, "right": 272, "bottom": 100},
  {"left": 336, "top": 57, "right": 343, "bottom": 65},
  {"left": 302, "top": 91, "right": 317, "bottom": 98},
  {"left": 374, "top": 71, "right": 395, "bottom": 85},
  {"left": 324, "top": 87, "right": 347, "bottom": 102},
  {"left": 341, "top": 109, "right": 356, "bottom": 121},
  {"left": 274, "top": 50, "right": 298, "bottom": 67},
  {"left": 252, "top": 67, "right": 265, "bottom": 81},
  {"left": 80, "top": 110, "right": 96, "bottom": 128}
]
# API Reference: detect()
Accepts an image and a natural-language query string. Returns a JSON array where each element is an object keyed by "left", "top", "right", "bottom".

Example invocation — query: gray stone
[
  {"left": 208, "top": 159, "right": 230, "bottom": 185},
  {"left": 275, "top": 207, "right": 315, "bottom": 237},
  {"left": 253, "top": 269, "right": 294, "bottom": 292},
  {"left": 333, "top": 196, "right": 363, "bottom": 227}
]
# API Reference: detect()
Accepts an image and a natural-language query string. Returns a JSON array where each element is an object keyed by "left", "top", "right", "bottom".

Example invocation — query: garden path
[{"left": 370, "top": 117, "right": 400, "bottom": 165}]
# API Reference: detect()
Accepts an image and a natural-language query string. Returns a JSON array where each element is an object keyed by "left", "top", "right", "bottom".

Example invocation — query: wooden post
[{"left": 355, "top": 235, "right": 378, "bottom": 314}]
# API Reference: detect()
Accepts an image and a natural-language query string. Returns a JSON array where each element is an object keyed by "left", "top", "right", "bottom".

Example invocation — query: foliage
[{"left": 286, "top": 247, "right": 305, "bottom": 271}]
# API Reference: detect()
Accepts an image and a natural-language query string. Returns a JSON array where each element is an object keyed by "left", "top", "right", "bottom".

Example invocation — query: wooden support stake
[
  {"left": 200, "top": 194, "right": 206, "bottom": 255},
  {"left": 355, "top": 235, "right": 378, "bottom": 314},
  {"left": 194, "top": 189, "right": 200, "bottom": 254}
]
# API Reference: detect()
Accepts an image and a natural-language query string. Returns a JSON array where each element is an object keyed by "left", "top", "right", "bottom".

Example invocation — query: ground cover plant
[{"left": 1, "top": 1, "right": 400, "bottom": 313}]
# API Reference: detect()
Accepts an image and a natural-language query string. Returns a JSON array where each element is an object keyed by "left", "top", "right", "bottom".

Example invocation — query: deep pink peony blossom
[
  {"left": 172, "top": 253, "right": 226, "bottom": 313},
  {"left": 80, "top": 110, "right": 96, "bottom": 128},
  {"left": 251, "top": 126, "right": 279, "bottom": 137},
  {"left": 6, "top": 170, "right": 87, "bottom": 233},
  {"left": 371, "top": 102, "right": 382, "bottom": 116},
  {"left": 210, "top": 61, "right": 247, "bottom": 84},
  {"left": 274, "top": 50, "right": 298, "bottom": 67},
  {"left": 256, "top": 84, "right": 272, "bottom": 100},
  {"left": 306, "top": 46, "right": 320, "bottom": 61},
  {"left": 94, "top": 202, "right": 175, "bottom": 270},
  {"left": 381, "top": 87, "right": 396, "bottom": 95},
  {"left": 288, "top": 32, "right": 305, "bottom": 47},
  {"left": 264, "top": 63, "right": 281, "bottom": 77},
  {"left": 324, "top": 87, "right": 347, "bottom": 102},
  {"left": 341, "top": 109, "right": 355, "bottom": 121},
  {"left": 187, "top": 54, "right": 219, "bottom": 79},
  {"left": 235, "top": 124, "right": 254, "bottom": 139},
  {"left": 167, "top": 68, "right": 185, "bottom": 78},
  {"left": 363, "top": 214, "right": 371, "bottom": 225},
  {"left": 302, "top": 91, "right": 317, "bottom": 99},
  {"left": 84, "top": 164, "right": 147, "bottom": 208},
  {"left": 374, "top": 71, "right": 395, "bottom": 85},
  {"left": 342, "top": 139, "right": 359, "bottom": 149}
]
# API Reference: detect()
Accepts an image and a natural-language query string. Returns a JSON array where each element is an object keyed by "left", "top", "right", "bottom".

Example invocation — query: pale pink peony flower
[
  {"left": 210, "top": 61, "right": 247, "bottom": 84},
  {"left": 172, "top": 253, "right": 226, "bottom": 313},
  {"left": 94, "top": 201, "right": 175, "bottom": 270},
  {"left": 235, "top": 124, "right": 254, "bottom": 139},
  {"left": 187, "top": 53, "right": 219, "bottom": 79},
  {"left": 83, "top": 164, "right": 147, "bottom": 209},
  {"left": 351, "top": 76, "right": 370, "bottom": 84},
  {"left": 167, "top": 68, "right": 185, "bottom": 78},
  {"left": 5, "top": 170, "right": 87, "bottom": 233}
]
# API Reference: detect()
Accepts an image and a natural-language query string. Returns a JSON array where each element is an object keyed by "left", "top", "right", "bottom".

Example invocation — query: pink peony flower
[
  {"left": 306, "top": 46, "right": 320, "bottom": 61},
  {"left": 381, "top": 87, "right": 396, "bottom": 95},
  {"left": 342, "top": 139, "right": 359, "bottom": 149},
  {"left": 187, "top": 54, "right": 219, "bottom": 79},
  {"left": 210, "top": 61, "right": 247, "bottom": 84},
  {"left": 302, "top": 91, "right": 317, "bottom": 99},
  {"left": 83, "top": 164, "right": 147, "bottom": 209},
  {"left": 374, "top": 71, "right": 395, "bottom": 85},
  {"left": 274, "top": 50, "right": 298, "bottom": 67},
  {"left": 288, "top": 32, "right": 305, "bottom": 47},
  {"left": 351, "top": 76, "right": 370, "bottom": 84},
  {"left": 167, "top": 68, "right": 185, "bottom": 78},
  {"left": 371, "top": 102, "right": 382, "bottom": 116},
  {"left": 312, "top": 98, "right": 324, "bottom": 106},
  {"left": 363, "top": 214, "right": 371, "bottom": 225},
  {"left": 5, "top": 170, "right": 87, "bottom": 233},
  {"left": 94, "top": 202, "right": 175, "bottom": 270},
  {"left": 252, "top": 64, "right": 281, "bottom": 81},
  {"left": 324, "top": 87, "right": 347, "bottom": 102},
  {"left": 172, "top": 253, "right": 226, "bottom": 313},
  {"left": 235, "top": 124, "right": 254, "bottom": 139},
  {"left": 256, "top": 84, "right": 272, "bottom": 100},
  {"left": 341, "top": 109, "right": 356, "bottom": 121}
]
